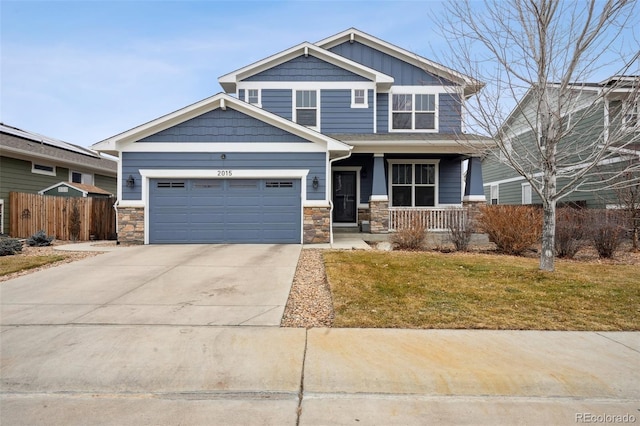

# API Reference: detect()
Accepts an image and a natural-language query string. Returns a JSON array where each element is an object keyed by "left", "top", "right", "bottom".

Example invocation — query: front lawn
[
  {"left": 324, "top": 251, "right": 640, "bottom": 330},
  {"left": 0, "top": 254, "right": 68, "bottom": 277}
]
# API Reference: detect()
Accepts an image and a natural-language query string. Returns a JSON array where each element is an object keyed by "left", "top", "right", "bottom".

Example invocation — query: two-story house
[
  {"left": 1, "top": 123, "right": 117, "bottom": 236},
  {"left": 483, "top": 76, "right": 639, "bottom": 208},
  {"left": 92, "top": 28, "right": 489, "bottom": 244}
]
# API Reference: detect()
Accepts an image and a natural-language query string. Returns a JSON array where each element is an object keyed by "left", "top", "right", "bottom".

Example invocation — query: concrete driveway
[{"left": 1, "top": 244, "right": 301, "bottom": 327}]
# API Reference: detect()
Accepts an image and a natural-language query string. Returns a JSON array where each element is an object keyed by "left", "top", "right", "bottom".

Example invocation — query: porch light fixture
[
  {"left": 126, "top": 175, "right": 135, "bottom": 188},
  {"left": 312, "top": 176, "right": 319, "bottom": 189}
]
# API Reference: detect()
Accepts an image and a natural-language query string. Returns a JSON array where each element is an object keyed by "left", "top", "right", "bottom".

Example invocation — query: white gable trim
[
  {"left": 315, "top": 28, "right": 482, "bottom": 96},
  {"left": 38, "top": 182, "right": 89, "bottom": 196},
  {"left": 219, "top": 42, "right": 394, "bottom": 93},
  {"left": 92, "top": 93, "right": 351, "bottom": 155}
]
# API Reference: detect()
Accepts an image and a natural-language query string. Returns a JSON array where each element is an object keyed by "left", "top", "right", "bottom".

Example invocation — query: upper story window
[
  {"left": 247, "top": 89, "right": 260, "bottom": 106},
  {"left": 389, "top": 161, "right": 438, "bottom": 207},
  {"left": 623, "top": 101, "right": 638, "bottom": 129},
  {"left": 70, "top": 171, "right": 94, "bottom": 185},
  {"left": 392, "top": 93, "right": 437, "bottom": 131},
  {"left": 295, "top": 90, "right": 318, "bottom": 129},
  {"left": 351, "top": 89, "right": 368, "bottom": 108},
  {"left": 32, "top": 162, "right": 56, "bottom": 176}
]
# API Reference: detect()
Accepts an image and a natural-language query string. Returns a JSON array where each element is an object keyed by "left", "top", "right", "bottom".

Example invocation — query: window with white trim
[
  {"left": 623, "top": 101, "right": 638, "bottom": 128},
  {"left": 389, "top": 162, "right": 438, "bottom": 207},
  {"left": 70, "top": 171, "right": 94, "bottom": 185},
  {"left": 522, "top": 183, "right": 532, "bottom": 205},
  {"left": 247, "top": 89, "right": 260, "bottom": 106},
  {"left": 32, "top": 162, "right": 56, "bottom": 176},
  {"left": 351, "top": 89, "right": 367, "bottom": 108},
  {"left": 392, "top": 93, "right": 436, "bottom": 130},
  {"left": 490, "top": 185, "right": 499, "bottom": 205},
  {"left": 295, "top": 90, "right": 318, "bottom": 128}
]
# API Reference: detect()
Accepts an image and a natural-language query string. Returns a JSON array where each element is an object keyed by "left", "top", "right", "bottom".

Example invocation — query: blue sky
[{"left": 1, "top": 0, "right": 637, "bottom": 147}]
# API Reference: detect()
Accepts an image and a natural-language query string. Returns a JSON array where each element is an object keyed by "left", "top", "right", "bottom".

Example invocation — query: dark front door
[{"left": 333, "top": 171, "right": 357, "bottom": 223}]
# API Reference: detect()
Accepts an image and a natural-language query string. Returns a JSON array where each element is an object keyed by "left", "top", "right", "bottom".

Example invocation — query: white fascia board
[
  {"left": 315, "top": 28, "right": 481, "bottom": 91},
  {"left": 92, "top": 93, "right": 351, "bottom": 155},
  {"left": 123, "top": 142, "right": 329, "bottom": 153},
  {"left": 219, "top": 42, "right": 393, "bottom": 92},
  {"left": 238, "top": 81, "right": 376, "bottom": 90}
]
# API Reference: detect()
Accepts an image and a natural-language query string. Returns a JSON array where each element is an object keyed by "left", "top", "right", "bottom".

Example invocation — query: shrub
[
  {"left": 478, "top": 205, "right": 542, "bottom": 255},
  {"left": 588, "top": 210, "right": 625, "bottom": 259},
  {"left": 448, "top": 208, "right": 473, "bottom": 251},
  {"left": 27, "top": 230, "right": 55, "bottom": 247},
  {"left": 390, "top": 216, "right": 427, "bottom": 250},
  {"left": 555, "top": 208, "right": 586, "bottom": 258},
  {"left": 0, "top": 238, "right": 23, "bottom": 256}
]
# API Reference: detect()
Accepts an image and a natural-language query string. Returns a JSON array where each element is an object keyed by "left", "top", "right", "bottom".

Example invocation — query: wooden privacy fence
[{"left": 9, "top": 192, "right": 116, "bottom": 241}]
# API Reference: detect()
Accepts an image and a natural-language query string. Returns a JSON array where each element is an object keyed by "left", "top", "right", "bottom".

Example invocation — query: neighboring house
[
  {"left": 92, "top": 28, "right": 489, "bottom": 245},
  {"left": 483, "top": 76, "right": 640, "bottom": 208},
  {"left": 39, "top": 182, "right": 113, "bottom": 198},
  {"left": 0, "top": 123, "right": 117, "bottom": 235}
]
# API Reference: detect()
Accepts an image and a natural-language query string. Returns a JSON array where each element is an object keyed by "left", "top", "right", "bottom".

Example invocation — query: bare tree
[{"left": 439, "top": 0, "right": 640, "bottom": 271}]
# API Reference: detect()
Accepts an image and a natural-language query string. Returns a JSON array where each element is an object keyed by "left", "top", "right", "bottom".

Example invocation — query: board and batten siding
[
  {"left": 243, "top": 55, "right": 369, "bottom": 82},
  {"left": 376, "top": 93, "right": 389, "bottom": 133},
  {"left": 438, "top": 93, "right": 462, "bottom": 134},
  {"left": 438, "top": 158, "right": 462, "bottom": 204},
  {"left": 329, "top": 41, "right": 455, "bottom": 86},
  {"left": 121, "top": 151, "right": 327, "bottom": 201},
  {"left": 321, "top": 89, "right": 374, "bottom": 134},
  {"left": 138, "top": 108, "right": 308, "bottom": 143}
]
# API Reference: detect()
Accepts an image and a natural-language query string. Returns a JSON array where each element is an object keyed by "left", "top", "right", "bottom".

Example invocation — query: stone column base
[
  {"left": 369, "top": 200, "right": 389, "bottom": 234},
  {"left": 303, "top": 206, "right": 330, "bottom": 243},
  {"left": 117, "top": 207, "right": 145, "bottom": 244},
  {"left": 462, "top": 200, "right": 484, "bottom": 231}
]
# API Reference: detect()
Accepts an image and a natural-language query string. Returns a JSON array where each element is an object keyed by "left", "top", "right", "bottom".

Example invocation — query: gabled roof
[
  {"left": 218, "top": 41, "right": 394, "bottom": 93},
  {"left": 315, "top": 28, "right": 484, "bottom": 97},
  {"left": 92, "top": 93, "right": 351, "bottom": 156},
  {"left": 0, "top": 123, "right": 117, "bottom": 175},
  {"left": 38, "top": 181, "right": 113, "bottom": 196}
]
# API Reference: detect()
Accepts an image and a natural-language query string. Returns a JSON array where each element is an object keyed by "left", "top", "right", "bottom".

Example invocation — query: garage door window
[
  {"left": 157, "top": 182, "right": 185, "bottom": 188},
  {"left": 265, "top": 181, "right": 294, "bottom": 188},
  {"left": 229, "top": 180, "right": 259, "bottom": 189}
]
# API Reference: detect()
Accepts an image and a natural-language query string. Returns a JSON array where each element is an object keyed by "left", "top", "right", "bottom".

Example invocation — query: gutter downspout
[{"left": 328, "top": 150, "right": 353, "bottom": 246}]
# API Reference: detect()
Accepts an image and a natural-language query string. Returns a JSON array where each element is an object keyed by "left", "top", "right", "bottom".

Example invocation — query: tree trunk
[{"left": 540, "top": 201, "right": 556, "bottom": 271}]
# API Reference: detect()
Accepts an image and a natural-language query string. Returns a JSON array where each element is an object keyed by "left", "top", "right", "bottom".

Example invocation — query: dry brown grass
[{"left": 324, "top": 250, "right": 640, "bottom": 330}]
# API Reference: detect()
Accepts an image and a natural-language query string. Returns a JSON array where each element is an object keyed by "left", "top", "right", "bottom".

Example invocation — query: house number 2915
[{"left": 217, "top": 170, "right": 232, "bottom": 177}]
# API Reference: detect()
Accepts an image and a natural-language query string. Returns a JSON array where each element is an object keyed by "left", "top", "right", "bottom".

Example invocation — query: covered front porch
[{"left": 330, "top": 153, "right": 486, "bottom": 233}]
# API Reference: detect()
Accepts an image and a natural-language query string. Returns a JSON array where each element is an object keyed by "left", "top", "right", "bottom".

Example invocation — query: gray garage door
[{"left": 149, "top": 178, "right": 301, "bottom": 244}]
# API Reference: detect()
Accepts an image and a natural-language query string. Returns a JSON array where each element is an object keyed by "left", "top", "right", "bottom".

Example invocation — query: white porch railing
[{"left": 388, "top": 207, "right": 465, "bottom": 231}]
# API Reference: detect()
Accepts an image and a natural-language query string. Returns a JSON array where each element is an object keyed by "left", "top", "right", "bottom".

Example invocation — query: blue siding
[
  {"left": 121, "top": 151, "right": 326, "bottom": 201},
  {"left": 438, "top": 158, "right": 462, "bottom": 203},
  {"left": 329, "top": 41, "right": 455, "bottom": 86},
  {"left": 262, "top": 89, "right": 293, "bottom": 120},
  {"left": 321, "top": 89, "right": 374, "bottom": 133},
  {"left": 376, "top": 93, "right": 389, "bottom": 133},
  {"left": 139, "top": 108, "right": 307, "bottom": 143},
  {"left": 439, "top": 93, "right": 462, "bottom": 134},
  {"left": 243, "top": 55, "right": 369, "bottom": 82},
  {"left": 333, "top": 154, "right": 374, "bottom": 203}
]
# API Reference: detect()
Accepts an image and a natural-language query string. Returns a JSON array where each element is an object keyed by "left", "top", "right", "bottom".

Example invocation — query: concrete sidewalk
[
  {"left": 1, "top": 326, "right": 638, "bottom": 425},
  {"left": 1, "top": 241, "right": 638, "bottom": 425}
]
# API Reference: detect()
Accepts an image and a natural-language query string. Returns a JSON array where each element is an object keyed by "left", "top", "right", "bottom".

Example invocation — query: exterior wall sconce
[
  {"left": 312, "top": 176, "right": 319, "bottom": 189},
  {"left": 126, "top": 175, "right": 135, "bottom": 188}
]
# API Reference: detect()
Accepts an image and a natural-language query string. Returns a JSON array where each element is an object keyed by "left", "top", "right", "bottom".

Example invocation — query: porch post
[
  {"left": 369, "top": 154, "right": 389, "bottom": 233},
  {"left": 463, "top": 156, "right": 486, "bottom": 230}
]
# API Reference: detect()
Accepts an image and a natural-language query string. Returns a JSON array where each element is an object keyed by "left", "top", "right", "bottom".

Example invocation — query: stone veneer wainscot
[{"left": 118, "top": 207, "right": 145, "bottom": 244}]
